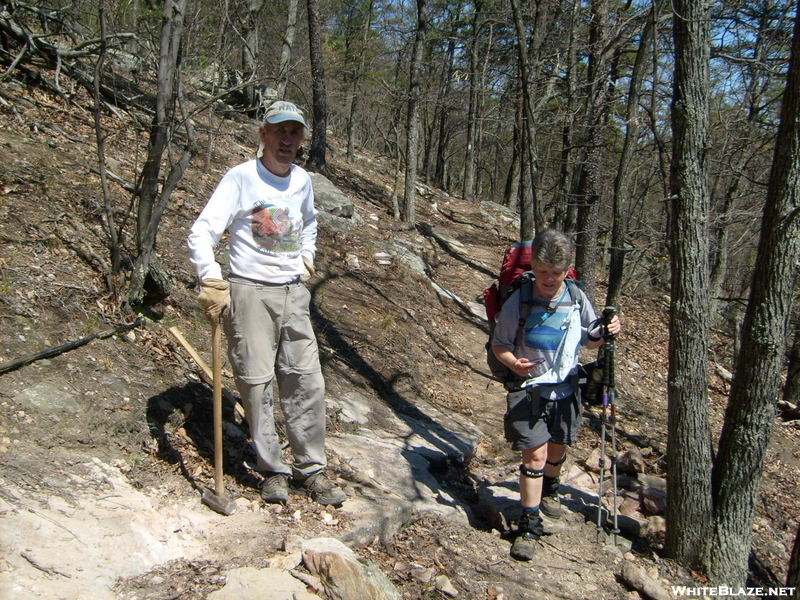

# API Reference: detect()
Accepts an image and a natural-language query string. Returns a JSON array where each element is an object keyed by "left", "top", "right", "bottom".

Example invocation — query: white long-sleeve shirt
[{"left": 188, "top": 159, "right": 317, "bottom": 283}]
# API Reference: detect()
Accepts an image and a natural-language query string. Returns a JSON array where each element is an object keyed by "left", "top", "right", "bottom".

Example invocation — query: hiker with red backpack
[{"left": 488, "top": 229, "right": 621, "bottom": 561}]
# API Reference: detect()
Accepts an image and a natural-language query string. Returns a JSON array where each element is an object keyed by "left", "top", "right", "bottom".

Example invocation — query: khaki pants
[{"left": 224, "top": 276, "right": 326, "bottom": 478}]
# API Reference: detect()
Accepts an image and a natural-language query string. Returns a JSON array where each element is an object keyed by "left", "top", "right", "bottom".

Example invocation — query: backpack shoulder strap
[
  {"left": 565, "top": 279, "right": 583, "bottom": 309},
  {"left": 518, "top": 275, "right": 535, "bottom": 321},
  {"left": 514, "top": 276, "right": 534, "bottom": 347}
]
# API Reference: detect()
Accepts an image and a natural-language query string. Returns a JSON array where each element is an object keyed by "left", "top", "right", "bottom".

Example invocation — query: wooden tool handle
[{"left": 211, "top": 320, "right": 224, "bottom": 497}]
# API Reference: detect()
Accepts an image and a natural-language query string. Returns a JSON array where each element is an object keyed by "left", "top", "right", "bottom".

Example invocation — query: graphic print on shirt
[
  {"left": 250, "top": 201, "right": 302, "bottom": 255},
  {"left": 523, "top": 310, "right": 568, "bottom": 351}
]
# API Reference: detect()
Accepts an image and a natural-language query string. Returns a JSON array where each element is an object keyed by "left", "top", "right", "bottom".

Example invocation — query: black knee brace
[
  {"left": 546, "top": 454, "right": 566, "bottom": 468},
  {"left": 520, "top": 464, "right": 544, "bottom": 479}
]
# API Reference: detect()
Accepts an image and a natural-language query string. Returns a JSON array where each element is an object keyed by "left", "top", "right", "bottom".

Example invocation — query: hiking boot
[
  {"left": 510, "top": 531, "right": 539, "bottom": 561},
  {"left": 540, "top": 493, "right": 562, "bottom": 519},
  {"left": 510, "top": 512, "right": 543, "bottom": 561},
  {"left": 541, "top": 475, "right": 562, "bottom": 519},
  {"left": 295, "top": 471, "right": 347, "bottom": 506},
  {"left": 260, "top": 473, "right": 290, "bottom": 503}
]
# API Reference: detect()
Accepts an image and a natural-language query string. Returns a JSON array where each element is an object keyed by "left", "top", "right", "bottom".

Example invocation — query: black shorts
[{"left": 503, "top": 389, "right": 582, "bottom": 451}]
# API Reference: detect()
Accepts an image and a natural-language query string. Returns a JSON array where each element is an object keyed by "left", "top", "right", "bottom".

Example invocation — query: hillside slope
[{"left": 0, "top": 79, "right": 797, "bottom": 599}]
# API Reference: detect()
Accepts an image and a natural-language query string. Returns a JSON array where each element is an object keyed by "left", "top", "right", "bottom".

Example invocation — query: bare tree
[
  {"left": 127, "top": 0, "right": 196, "bottom": 307},
  {"left": 92, "top": 5, "right": 120, "bottom": 291},
  {"left": 502, "top": 98, "right": 523, "bottom": 209},
  {"left": 552, "top": 0, "right": 580, "bottom": 233},
  {"left": 607, "top": 0, "right": 665, "bottom": 308},
  {"left": 240, "top": 0, "right": 265, "bottom": 110},
  {"left": 306, "top": 0, "right": 328, "bottom": 171},
  {"left": 346, "top": 0, "right": 373, "bottom": 163},
  {"left": 428, "top": 5, "right": 459, "bottom": 189},
  {"left": 706, "top": 1, "right": 800, "bottom": 582},
  {"left": 276, "top": 0, "right": 299, "bottom": 99},
  {"left": 665, "top": 0, "right": 714, "bottom": 570},
  {"left": 509, "top": 0, "right": 550, "bottom": 240},
  {"left": 402, "top": 0, "right": 427, "bottom": 225},
  {"left": 463, "top": 0, "right": 484, "bottom": 203},
  {"left": 572, "top": 0, "right": 613, "bottom": 298}
]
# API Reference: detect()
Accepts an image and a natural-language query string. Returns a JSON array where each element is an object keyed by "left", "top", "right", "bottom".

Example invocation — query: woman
[{"left": 491, "top": 229, "right": 621, "bottom": 561}]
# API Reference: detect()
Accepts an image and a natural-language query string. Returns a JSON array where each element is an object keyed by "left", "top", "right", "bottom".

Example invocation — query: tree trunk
[
  {"left": 554, "top": 0, "right": 580, "bottom": 234},
  {"left": 128, "top": 0, "right": 193, "bottom": 308},
  {"left": 573, "top": 0, "right": 612, "bottom": 299},
  {"left": 519, "top": 124, "right": 534, "bottom": 240},
  {"left": 607, "top": 0, "right": 663, "bottom": 308},
  {"left": 431, "top": 16, "right": 457, "bottom": 188},
  {"left": 204, "top": 0, "right": 230, "bottom": 172},
  {"left": 92, "top": 6, "right": 120, "bottom": 289},
  {"left": 509, "top": 0, "right": 549, "bottom": 240},
  {"left": 276, "top": 0, "right": 299, "bottom": 100},
  {"left": 306, "top": 0, "right": 327, "bottom": 172},
  {"left": 347, "top": 0, "right": 373, "bottom": 163},
  {"left": 402, "top": 0, "right": 427, "bottom": 225},
  {"left": 503, "top": 99, "right": 522, "bottom": 209},
  {"left": 463, "top": 0, "right": 483, "bottom": 203},
  {"left": 240, "top": 0, "right": 264, "bottom": 111},
  {"left": 788, "top": 523, "right": 800, "bottom": 590},
  {"left": 665, "top": 0, "right": 714, "bottom": 570},
  {"left": 706, "top": 3, "right": 800, "bottom": 584},
  {"left": 474, "top": 24, "right": 493, "bottom": 200}
]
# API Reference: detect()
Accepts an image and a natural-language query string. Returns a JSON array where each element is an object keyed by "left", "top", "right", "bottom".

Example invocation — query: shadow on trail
[
  {"left": 308, "top": 274, "right": 480, "bottom": 513},
  {"left": 145, "top": 382, "right": 260, "bottom": 496}
]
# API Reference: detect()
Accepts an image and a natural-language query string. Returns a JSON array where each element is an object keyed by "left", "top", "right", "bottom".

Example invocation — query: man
[
  {"left": 187, "top": 100, "right": 346, "bottom": 507},
  {"left": 491, "top": 229, "right": 620, "bottom": 560}
]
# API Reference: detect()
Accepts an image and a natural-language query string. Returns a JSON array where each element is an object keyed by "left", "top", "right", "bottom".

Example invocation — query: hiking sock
[{"left": 522, "top": 505, "right": 540, "bottom": 518}]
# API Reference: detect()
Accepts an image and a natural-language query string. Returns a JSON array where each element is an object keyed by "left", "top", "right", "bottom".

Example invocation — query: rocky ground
[{"left": 0, "top": 78, "right": 798, "bottom": 600}]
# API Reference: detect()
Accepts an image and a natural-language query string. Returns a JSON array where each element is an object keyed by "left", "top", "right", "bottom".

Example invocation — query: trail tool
[
  {"left": 201, "top": 319, "right": 237, "bottom": 516},
  {"left": 595, "top": 306, "right": 620, "bottom": 545}
]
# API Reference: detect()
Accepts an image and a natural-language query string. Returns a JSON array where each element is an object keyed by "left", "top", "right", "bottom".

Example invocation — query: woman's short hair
[{"left": 531, "top": 229, "right": 573, "bottom": 270}]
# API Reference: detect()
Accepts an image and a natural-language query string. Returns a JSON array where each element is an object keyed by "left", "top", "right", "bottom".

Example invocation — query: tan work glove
[
  {"left": 198, "top": 278, "right": 230, "bottom": 322},
  {"left": 300, "top": 256, "right": 316, "bottom": 283}
]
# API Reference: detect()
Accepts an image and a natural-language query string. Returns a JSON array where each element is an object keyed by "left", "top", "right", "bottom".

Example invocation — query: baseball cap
[{"left": 263, "top": 101, "right": 307, "bottom": 127}]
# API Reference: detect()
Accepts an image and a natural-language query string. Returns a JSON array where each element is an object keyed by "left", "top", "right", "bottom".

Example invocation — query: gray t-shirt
[{"left": 492, "top": 283, "right": 597, "bottom": 398}]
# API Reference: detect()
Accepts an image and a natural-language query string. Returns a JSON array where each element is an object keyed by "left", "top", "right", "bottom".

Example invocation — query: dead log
[
  {"left": 620, "top": 561, "right": 671, "bottom": 600},
  {"left": 0, "top": 317, "right": 145, "bottom": 375}
]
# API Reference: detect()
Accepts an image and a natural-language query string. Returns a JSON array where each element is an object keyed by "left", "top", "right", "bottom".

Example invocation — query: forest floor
[{"left": 0, "top": 78, "right": 798, "bottom": 600}]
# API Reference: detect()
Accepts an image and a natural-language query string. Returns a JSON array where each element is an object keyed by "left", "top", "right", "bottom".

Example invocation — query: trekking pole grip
[
  {"left": 602, "top": 306, "right": 617, "bottom": 336},
  {"left": 602, "top": 307, "right": 616, "bottom": 389}
]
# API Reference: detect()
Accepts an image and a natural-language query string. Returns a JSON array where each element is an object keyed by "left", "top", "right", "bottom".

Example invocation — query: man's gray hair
[{"left": 531, "top": 229, "right": 573, "bottom": 270}]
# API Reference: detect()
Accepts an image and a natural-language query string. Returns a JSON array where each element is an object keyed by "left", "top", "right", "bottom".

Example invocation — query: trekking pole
[
  {"left": 595, "top": 307, "right": 619, "bottom": 544},
  {"left": 595, "top": 321, "right": 608, "bottom": 541},
  {"left": 604, "top": 307, "right": 620, "bottom": 545}
]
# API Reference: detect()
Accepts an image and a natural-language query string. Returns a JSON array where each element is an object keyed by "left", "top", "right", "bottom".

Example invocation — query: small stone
[
  {"left": 411, "top": 567, "right": 435, "bottom": 583},
  {"left": 435, "top": 574, "right": 458, "bottom": 597}
]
